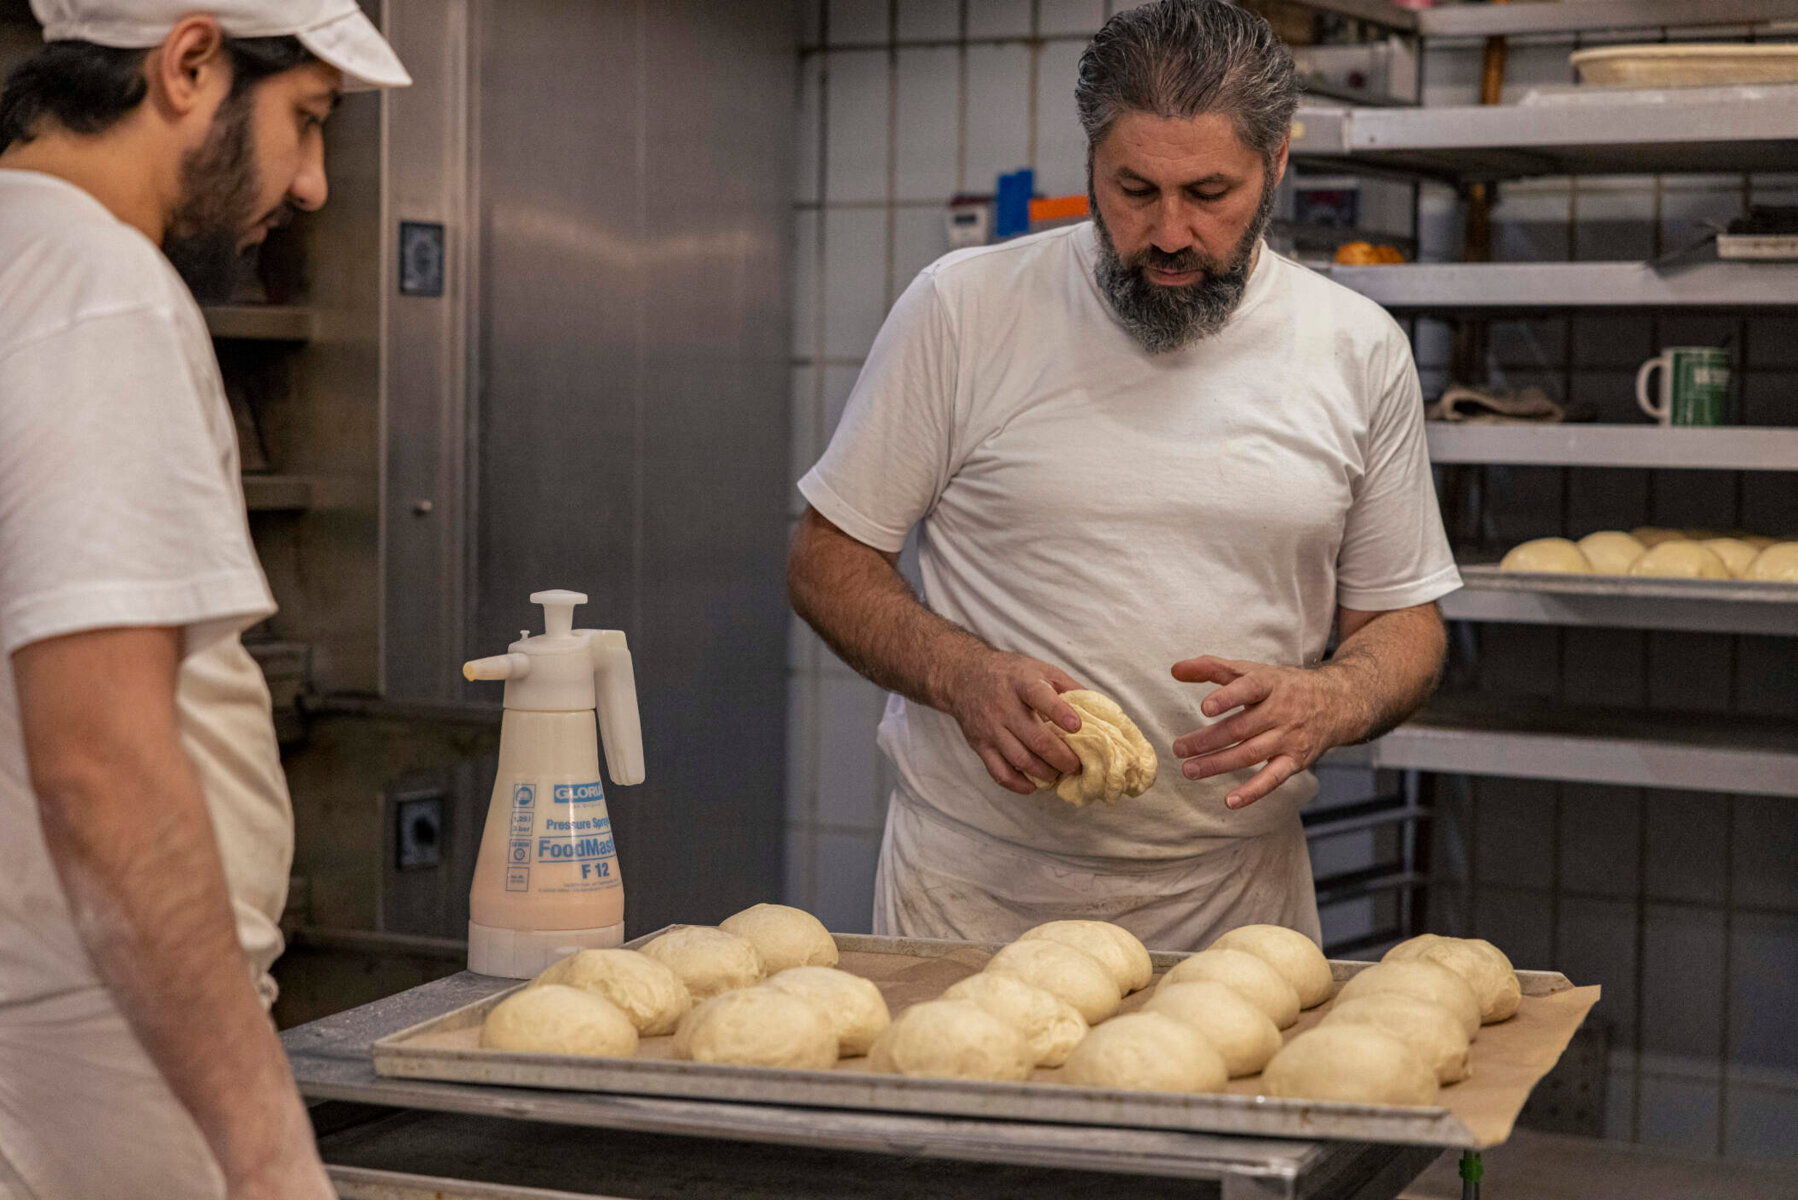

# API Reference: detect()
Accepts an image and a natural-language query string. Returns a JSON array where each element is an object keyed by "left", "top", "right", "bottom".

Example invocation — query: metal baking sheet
[
  {"left": 1458, "top": 563, "right": 1798, "bottom": 605},
  {"left": 372, "top": 930, "right": 1597, "bottom": 1150}
]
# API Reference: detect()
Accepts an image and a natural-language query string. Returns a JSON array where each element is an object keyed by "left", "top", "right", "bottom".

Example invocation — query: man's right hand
[{"left": 938, "top": 649, "right": 1086, "bottom": 794}]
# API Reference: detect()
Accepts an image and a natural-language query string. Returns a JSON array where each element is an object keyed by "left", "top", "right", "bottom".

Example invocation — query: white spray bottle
[{"left": 461, "top": 589, "right": 644, "bottom": 977}]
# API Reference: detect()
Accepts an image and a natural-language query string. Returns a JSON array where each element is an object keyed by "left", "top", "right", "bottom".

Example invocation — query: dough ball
[
  {"left": 1030, "top": 690, "right": 1158, "bottom": 806},
  {"left": 867, "top": 1000, "right": 1033, "bottom": 1082},
  {"left": 672, "top": 987, "right": 838, "bottom": 1069},
  {"left": 1322, "top": 994, "right": 1472, "bottom": 1084},
  {"left": 985, "top": 938, "right": 1121, "bottom": 1023},
  {"left": 718, "top": 903, "right": 838, "bottom": 974},
  {"left": 1019, "top": 920, "right": 1152, "bottom": 994},
  {"left": 1334, "top": 961, "right": 1481, "bottom": 1040},
  {"left": 1143, "top": 980, "right": 1281, "bottom": 1077},
  {"left": 1500, "top": 538, "right": 1591, "bottom": 574},
  {"left": 639, "top": 926, "right": 764, "bottom": 1000},
  {"left": 532, "top": 948, "right": 692, "bottom": 1036},
  {"left": 762, "top": 966, "right": 890, "bottom": 1057},
  {"left": 1208, "top": 924, "right": 1334, "bottom": 1010},
  {"left": 1628, "top": 540, "right": 1730, "bottom": 580},
  {"left": 1702, "top": 538, "right": 1759, "bottom": 578},
  {"left": 1156, "top": 948, "right": 1300, "bottom": 1030},
  {"left": 1740, "top": 534, "right": 1778, "bottom": 551},
  {"left": 1383, "top": 935, "right": 1521, "bottom": 1025},
  {"left": 942, "top": 971, "right": 1088, "bottom": 1068},
  {"left": 1576, "top": 531, "right": 1645, "bottom": 575},
  {"left": 1631, "top": 526, "right": 1688, "bottom": 547},
  {"left": 1060, "top": 1012, "right": 1228, "bottom": 1094},
  {"left": 1746, "top": 541, "right": 1798, "bottom": 583},
  {"left": 480, "top": 984, "right": 639, "bottom": 1057},
  {"left": 1261, "top": 1024, "right": 1438, "bottom": 1107}
]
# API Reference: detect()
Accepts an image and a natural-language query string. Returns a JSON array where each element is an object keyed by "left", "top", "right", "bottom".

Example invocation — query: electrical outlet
[{"left": 396, "top": 792, "right": 446, "bottom": 871}]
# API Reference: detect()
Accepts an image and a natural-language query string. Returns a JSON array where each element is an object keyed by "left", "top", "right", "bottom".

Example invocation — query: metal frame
[
  {"left": 1329, "top": 261, "right": 1798, "bottom": 311},
  {"left": 1425, "top": 425, "right": 1798, "bottom": 471}
]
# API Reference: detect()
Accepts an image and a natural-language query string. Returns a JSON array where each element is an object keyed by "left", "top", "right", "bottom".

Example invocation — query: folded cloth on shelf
[{"left": 1426, "top": 384, "right": 1565, "bottom": 425}]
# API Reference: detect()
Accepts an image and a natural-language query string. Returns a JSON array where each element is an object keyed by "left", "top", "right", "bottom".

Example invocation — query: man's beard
[
  {"left": 1090, "top": 174, "right": 1276, "bottom": 355},
  {"left": 162, "top": 91, "right": 275, "bottom": 304}
]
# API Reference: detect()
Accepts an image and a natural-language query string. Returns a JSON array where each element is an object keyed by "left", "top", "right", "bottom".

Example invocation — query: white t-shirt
[
  {"left": 800, "top": 223, "right": 1459, "bottom": 862},
  {"left": 0, "top": 170, "right": 291, "bottom": 1009}
]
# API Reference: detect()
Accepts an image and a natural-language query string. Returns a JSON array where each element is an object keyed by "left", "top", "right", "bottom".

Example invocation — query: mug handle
[{"left": 1637, "top": 356, "right": 1669, "bottom": 423}]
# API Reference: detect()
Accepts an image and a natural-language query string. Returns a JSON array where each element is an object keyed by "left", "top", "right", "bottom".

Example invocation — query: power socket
[{"left": 396, "top": 792, "right": 446, "bottom": 871}]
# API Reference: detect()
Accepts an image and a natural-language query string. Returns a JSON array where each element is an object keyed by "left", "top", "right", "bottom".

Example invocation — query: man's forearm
[
  {"left": 1320, "top": 605, "right": 1446, "bottom": 745},
  {"left": 788, "top": 509, "right": 988, "bottom": 710},
  {"left": 36, "top": 767, "right": 325, "bottom": 1193}
]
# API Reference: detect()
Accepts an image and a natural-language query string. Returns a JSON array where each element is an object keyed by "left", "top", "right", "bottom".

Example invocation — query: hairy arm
[
  {"left": 1171, "top": 602, "right": 1446, "bottom": 809},
  {"left": 14, "top": 627, "right": 330, "bottom": 1200},
  {"left": 787, "top": 506, "right": 1083, "bottom": 792}
]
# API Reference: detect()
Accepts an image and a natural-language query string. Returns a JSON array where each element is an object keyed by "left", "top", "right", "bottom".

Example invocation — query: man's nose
[
  {"left": 1147, "top": 196, "right": 1193, "bottom": 253},
  {"left": 289, "top": 139, "right": 328, "bottom": 212}
]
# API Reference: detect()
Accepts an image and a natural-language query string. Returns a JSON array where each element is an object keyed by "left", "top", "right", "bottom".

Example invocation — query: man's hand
[
  {"left": 1169, "top": 656, "right": 1360, "bottom": 810},
  {"left": 939, "top": 648, "right": 1086, "bottom": 795}
]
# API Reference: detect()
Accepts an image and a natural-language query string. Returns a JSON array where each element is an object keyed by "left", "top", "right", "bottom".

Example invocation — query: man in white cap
[{"left": 0, "top": 5, "right": 406, "bottom": 1198}]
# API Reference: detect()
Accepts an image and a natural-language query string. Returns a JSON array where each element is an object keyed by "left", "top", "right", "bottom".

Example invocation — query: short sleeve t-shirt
[
  {"left": 0, "top": 170, "right": 291, "bottom": 1007},
  {"left": 799, "top": 223, "right": 1458, "bottom": 861}
]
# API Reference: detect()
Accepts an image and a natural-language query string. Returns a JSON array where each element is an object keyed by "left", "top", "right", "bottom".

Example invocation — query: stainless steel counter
[{"left": 287, "top": 974, "right": 1444, "bottom": 1200}]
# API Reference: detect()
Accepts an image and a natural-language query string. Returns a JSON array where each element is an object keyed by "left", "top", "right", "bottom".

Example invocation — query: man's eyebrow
[{"left": 1115, "top": 166, "right": 1236, "bottom": 188}]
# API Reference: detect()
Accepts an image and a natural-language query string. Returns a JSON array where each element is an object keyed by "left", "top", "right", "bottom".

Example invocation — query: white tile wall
[
  {"left": 822, "top": 206, "right": 890, "bottom": 356},
  {"left": 895, "top": 47, "right": 962, "bottom": 201},
  {"left": 796, "top": 53, "right": 824, "bottom": 203},
  {"left": 896, "top": 0, "right": 959, "bottom": 41},
  {"left": 966, "top": 0, "right": 1031, "bottom": 40},
  {"left": 791, "top": 208, "right": 820, "bottom": 357},
  {"left": 825, "top": 49, "right": 892, "bottom": 203},
  {"left": 1038, "top": 0, "right": 1105, "bottom": 37},
  {"left": 828, "top": 0, "right": 889, "bottom": 45},
  {"left": 1033, "top": 39, "right": 1089, "bottom": 196},
  {"left": 963, "top": 42, "right": 1031, "bottom": 193}
]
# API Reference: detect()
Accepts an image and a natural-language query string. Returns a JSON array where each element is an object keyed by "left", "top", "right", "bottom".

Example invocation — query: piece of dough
[
  {"left": 1334, "top": 961, "right": 1481, "bottom": 1040},
  {"left": 1701, "top": 538, "right": 1759, "bottom": 578},
  {"left": 1143, "top": 980, "right": 1282, "bottom": 1077},
  {"left": 1499, "top": 537, "right": 1591, "bottom": 574},
  {"left": 1059, "top": 1012, "right": 1228, "bottom": 1094},
  {"left": 985, "top": 938, "right": 1121, "bottom": 1023},
  {"left": 1745, "top": 541, "right": 1798, "bottom": 583},
  {"left": 480, "top": 984, "right": 639, "bottom": 1057},
  {"left": 671, "top": 987, "right": 838, "bottom": 1069},
  {"left": 1383, "top": 935, "right": 1520, "bottom": 1025},
  {"left": 762, "top": 966, "right": 890, "bottom": 1057},
  {"left": 1739, "top": 534, "right": 1778, "bottom": 551},
  {"left": 718, "top": 903, "right": 839, "bottom": 974},
  {"left": 1576, "top": 531, "right": 1645, "bottom": 575},
  {"left": 1631, "top": 526, "right": 1688, "bottom": 547},
  {"left": 1029, "top": 690, "right": 1157, "bottom": 806},
  {"left": 1261, "top": 1024, "right": 1438, "bottom": 1107},
  {"left": 639, "top": 926, "right": 764, "bottom": 1000},
  {"left": 943, "top": 971, "right": 1088, "bottom": 1067},
  {"left": 1628, "top": 540, "right": 1731, "bottom": 580},
  {"left": 867, "top": 1000, "right": 1034, "bottom": 1082},
  {"left": 1322, "top": 993, "right": 1473, "bottom": 1084},
  {"left": 532, "top": 948, "right": 692, "bottom": 1036},
  {"left": 1156, "top": 948, "right": 1300, "bottom": 1029},
  {"left": 1019, "top": 920, "right": 1152, "bottom": 994},
  {"left": 1208, "top": 924, "right": 1333, "bottom": 1010}
]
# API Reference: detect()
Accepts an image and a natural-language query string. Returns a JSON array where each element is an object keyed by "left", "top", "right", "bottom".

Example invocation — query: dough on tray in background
[
  {"left": 1333, "top": 960, "right": 1482, "bottom": 1040},
  {"left": 1321, "top": 993, "right": 1473, "bottom": 1084},
  {"left": 1576, "top": 530, "right": 1645, "bottom": 574},
  {"left": 1499, "top": 537, "right": 1592, "bottom": 573},
  {"left": 985, "top": 937, "right": 1122, "bottom": 1023},
  {"left": 1207, "top": 923, "right": 1333, "bottom": 1009},
  {"left": 1156, "top": 947, "right": 1300, "bottom": 1029},
  {"left": 719, "top": 903, "right": 839, "bottom": 973},
  {"left": 672, "top": 987, "right": 838, "bottom": 1069},
  {"left": 1143, "top": 980, "right": 1281, "bottom": 1077},
  {"left": 762, "top": 966, "right": 890, "bottom": 1057},
  {"left": 1746, "top": 541, "right": 1798, "bottom": 582},
  {"left": 867, "top": 999, "right": 1034, "bottom": 1082},
  {"left": 1628, "top": 539, "right": 1732, "bottom": 579},
  {"left": 1262, "top": 1024, "right": 1438, "bottom": 1107},
  {"left": 1018, "top": 920, "right": 1152, "bottom": 994},
  {"left": 480, "top": 984, "right": 639, "bottom": 1057},
  {"left": 531, "top": 948, "right": 691, "bottom": 1035},
  {"left": 1383, "top": 935, "right": 1521, "bottom": 1024},
  {"left": 1059, "top": 1012, "right": 1228, "bottom": 1094},
  {"left": 639, "top": 925, "right": 765, "bottom": 999},
  {"left": 943, "top": 971, "right": 1088, "bottom": 1067}
]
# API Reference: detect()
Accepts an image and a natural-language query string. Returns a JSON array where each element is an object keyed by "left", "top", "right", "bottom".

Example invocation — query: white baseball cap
[{"left": 31, "top": 0, "right": 411, "bottom": 91}]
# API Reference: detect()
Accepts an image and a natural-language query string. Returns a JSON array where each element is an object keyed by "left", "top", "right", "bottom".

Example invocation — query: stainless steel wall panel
[{"left": 472, "top": 0, "right": 797, "bottom": 932}]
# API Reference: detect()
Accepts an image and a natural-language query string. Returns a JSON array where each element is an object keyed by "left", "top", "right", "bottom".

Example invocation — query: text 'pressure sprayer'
[{"left": 462, "top": 589, "right": 644, "bottom": 977}]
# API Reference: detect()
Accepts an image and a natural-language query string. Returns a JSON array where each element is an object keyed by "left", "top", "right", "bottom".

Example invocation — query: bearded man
[
  {"left": 788, "top": 0, "right": 1458, "bottom": 950},
  {"left": 0, "top": 4, "right": 407, "bottom": 1197}
]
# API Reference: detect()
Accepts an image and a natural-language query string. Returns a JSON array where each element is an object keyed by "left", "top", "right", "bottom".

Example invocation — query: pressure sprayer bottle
[{"left": 461, "top": 589, "right": 644, "bottom": 977}]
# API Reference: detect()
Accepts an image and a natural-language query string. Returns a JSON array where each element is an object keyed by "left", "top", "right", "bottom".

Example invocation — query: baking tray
[
  {"left": 1570, "top": 45, "right": 1798, "bottom": 88},
  {"left": 372, "top": 930, "right": 1600, "bottom": 1149},
  {"left": 1457, "top": 563, "right": 1798, "bottom": 604}
]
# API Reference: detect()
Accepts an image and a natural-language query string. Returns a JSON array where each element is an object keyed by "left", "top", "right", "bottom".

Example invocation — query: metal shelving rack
[{"left": 1285, "top": 4, "right": 1798, "bottom": 957}]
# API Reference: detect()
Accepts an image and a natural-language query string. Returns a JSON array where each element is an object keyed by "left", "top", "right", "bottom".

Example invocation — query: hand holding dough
[{"left": 1027, "top": 690, "right": 1157, "bottom": 806}]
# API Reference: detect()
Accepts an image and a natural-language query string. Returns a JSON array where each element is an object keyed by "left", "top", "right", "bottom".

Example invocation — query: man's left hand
[{"left": 1169, "top": 656, "right": 1362, "bottom": 810}]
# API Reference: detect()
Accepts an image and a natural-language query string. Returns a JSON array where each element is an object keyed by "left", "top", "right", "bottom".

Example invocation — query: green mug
[{"left": 1636, "top": 346, "right": 1731, "bottom": 426}]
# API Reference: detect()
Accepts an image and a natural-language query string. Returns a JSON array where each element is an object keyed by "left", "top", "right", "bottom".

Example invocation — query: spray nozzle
[{"left": 531, "top": 589, "right": 587, "bottom": 637}]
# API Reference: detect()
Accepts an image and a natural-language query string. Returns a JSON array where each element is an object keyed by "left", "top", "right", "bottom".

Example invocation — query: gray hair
[{"left": 1076, "top": 0, "right": 1298, "bottom": 165}]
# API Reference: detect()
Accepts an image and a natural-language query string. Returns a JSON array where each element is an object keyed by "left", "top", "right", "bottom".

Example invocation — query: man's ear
[
  {"left": 1269, "top": 132, "right": 1291, "bottom": 190},
  {"left": 144, "top": 15, "right": 231, "bottom": 122}
]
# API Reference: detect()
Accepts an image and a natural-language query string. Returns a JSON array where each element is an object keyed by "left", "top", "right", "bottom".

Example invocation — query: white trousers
[
  {"left": 0, "top": 988, "right": 224, "bottom": 1199},
  {"left": 873, "top": 791, "right": 1321, "bottom": 952}
]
